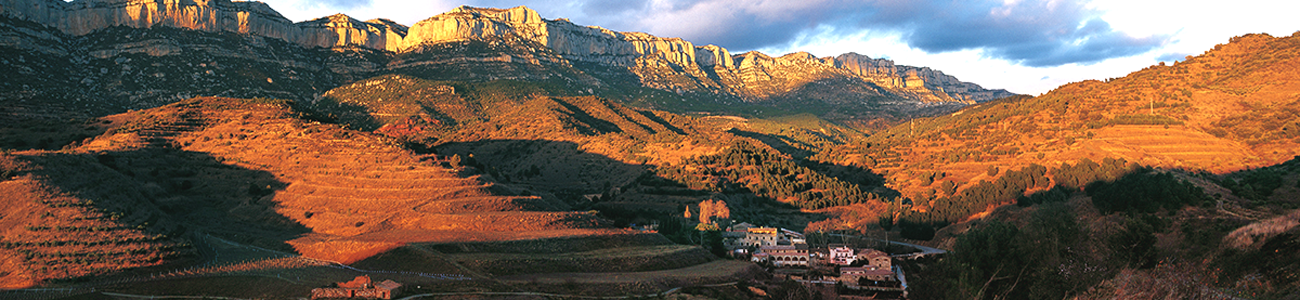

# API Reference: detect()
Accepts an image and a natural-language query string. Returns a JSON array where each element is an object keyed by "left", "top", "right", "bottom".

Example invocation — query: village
[
  {"left": 307, "top": 224, "right": 907, "bottom": 300},
  {"left": 722, "top": 222, "right": 906, "bottom": 299}
]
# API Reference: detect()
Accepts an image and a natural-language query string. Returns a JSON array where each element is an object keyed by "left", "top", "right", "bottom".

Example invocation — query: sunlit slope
[
  {"left": 315, "top": 75, "right": 894, "bottom": 232},
  {"left": 78, "top": 97, "right": 621, "bottom": 264},
  {"left": 820, "top": 33, "right": 1300, "bottom": 198}
]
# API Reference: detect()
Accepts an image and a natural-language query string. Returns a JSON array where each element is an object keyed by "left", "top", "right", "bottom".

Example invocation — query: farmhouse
[
  {"left": 841, "top": 266, "right": 897, "bottom": 284},
  {"left": 759, "top": 244, "right": 810, "bottom": 266},
  {"left": 857, "top": 249, "right": 891, "bottom": 270},
  {"left": 723, "top": 223, "right": 805, "bottom": 250},
  {"left": 311, "top": 275, "right": 402, "bottom": 299}
]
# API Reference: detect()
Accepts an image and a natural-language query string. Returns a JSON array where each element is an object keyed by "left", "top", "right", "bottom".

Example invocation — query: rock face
[
  {"left": 0, "top": 0, "right": 409, "bottom": 51},
  {"left": 392, "top": 6, "right": 1015, "bottom": 103},
  {"left": 393, "top": 6, "right": 1014, "bottom": 104},
  {"left": 0, "top": 0, "right": 1015, "bottom": 118}
]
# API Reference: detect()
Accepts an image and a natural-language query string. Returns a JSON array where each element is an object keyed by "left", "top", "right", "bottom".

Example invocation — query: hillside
[
  {"left": 809, "top": 32, "right": 1300, "bottom": 227},
  {"left": 0, "top": 151, "right": 193, "bottom": 288},
  {"left": 1, "top": 97, "right": 691, "bottom": 289},
  {"left": 313, "top": 75, "right": 896, "bottom": 232}
]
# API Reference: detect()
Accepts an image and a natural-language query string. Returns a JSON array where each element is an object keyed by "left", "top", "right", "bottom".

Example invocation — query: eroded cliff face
[
  {"left": 0, "top": 0, "right": 1014, "bottom": 117},
  {"left": 397, "top": 6, "right": 1013, "bottom": 103},
  {"left": 0, "top": 0, "right": 409, "bottom": 51}
]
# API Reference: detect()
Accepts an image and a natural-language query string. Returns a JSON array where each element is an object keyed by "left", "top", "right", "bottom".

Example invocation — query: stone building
[
  {"left": 759, "top": 244, "right": 810, "bottom": 266},
  {"left": 311, "top": 275, "right": 403, "bottom": 299},
  {"left": 857, "top": 249, "right": 891, "bottom": 270}
]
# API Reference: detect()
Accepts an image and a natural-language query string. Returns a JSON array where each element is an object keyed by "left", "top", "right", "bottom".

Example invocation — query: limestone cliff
[
  {"left": 0, "top": 0, "right": 1014, "bottom": 117},
  {"left": 397, "top": 6, "right": 1014, "bottom": 103},
  {"left": 0, "top": 0, "right": 408, "bottom": 51}
]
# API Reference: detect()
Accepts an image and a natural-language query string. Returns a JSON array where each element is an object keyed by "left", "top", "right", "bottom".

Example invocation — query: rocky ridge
[
  {"left": 396, "top": 6, "right": 1014, "bottom": 103},
  {"left": 0, "top": 0, "right": 1013, "bottom": 118},
  {"left": 0, "top": 0, "right": 409, "bottom": 51}
]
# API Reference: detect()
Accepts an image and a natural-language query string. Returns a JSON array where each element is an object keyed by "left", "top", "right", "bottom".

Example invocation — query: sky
[{"left": 258, "top": 0, "right": 1299, "bottom": 95}]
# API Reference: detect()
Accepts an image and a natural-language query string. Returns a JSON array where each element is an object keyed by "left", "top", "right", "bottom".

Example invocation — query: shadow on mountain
[
  {"left": 430, "top": 138, "right": 829, "bottom": 233},
  {"left": 725, "top": 128, "right": 816, "bottom": 158},
  {"left": 0, "top": 104, "right": 106, "bottom": 151},
  {"left": 433, "top": 139, "right": 647, "bottom": 198},
  {"left": 800, "top": 160, "right": 896, "bottom": 198},
  {"left": 635, "top": 110, "right": 687, "bottom": 135},
  {"left": 552, "top": 100, "right": 623, "bottom": 135},
  {"left": 87, "top": 148, "right": 309, "bottom": 251},
  {"left": 0, "top": 148, "right": 308, "bottom": 284},
  {"left": 306, "top": 96, "right": 386, "bottom": 131}
]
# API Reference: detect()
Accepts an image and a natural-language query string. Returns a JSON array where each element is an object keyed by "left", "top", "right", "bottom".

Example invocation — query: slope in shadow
[
  {"left": 0, "top": 147, "right": 303, "bottom": 287},
  {"left": 434, "top": 139, "right": 649, "bottom": 198},
  {"left": 90, "top": 148, "right": 308, "bottom": 251}
]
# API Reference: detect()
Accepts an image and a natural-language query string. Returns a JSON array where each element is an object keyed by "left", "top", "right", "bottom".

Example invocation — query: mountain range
[
  {"left": 2, "top": 0, "right": 1299, "bottom": 298},
  {"left": 0, "top": 0, "right": 1013, "bottom": 127}
]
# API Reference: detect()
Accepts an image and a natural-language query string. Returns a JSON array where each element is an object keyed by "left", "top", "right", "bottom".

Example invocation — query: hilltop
[
  {"left": 843, "top": 33, "right": 1300, "bottom": 299},
  {"left": 812, "top": 32, "right": 1300, "bottom": 216}
]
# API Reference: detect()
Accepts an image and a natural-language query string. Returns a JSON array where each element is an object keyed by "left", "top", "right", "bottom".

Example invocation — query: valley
[{"left": 0, "top": 0, "right": 1298, "bottom": 299}]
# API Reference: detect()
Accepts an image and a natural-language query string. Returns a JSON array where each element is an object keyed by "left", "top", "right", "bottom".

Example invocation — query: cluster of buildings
[
  {"left": 722, "top": 222, "right": 806, "bottom": 250},
  {"left": 723, "top": 223, "right": 898, "bottom": 289},
  {"left": 311, "top": 276, "right": 403, "bottom": 299}
]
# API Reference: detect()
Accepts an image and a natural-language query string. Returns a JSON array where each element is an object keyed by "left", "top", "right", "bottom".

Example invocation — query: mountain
[
  {"left": 806, "top": 32, "right": 1300, "bottom": 231},
  {"left": 0, "top": 0, "right": 1014, "bottom": 129},
  {"left": 832, "top": 33, "right": 1300, "bottom": 300}
]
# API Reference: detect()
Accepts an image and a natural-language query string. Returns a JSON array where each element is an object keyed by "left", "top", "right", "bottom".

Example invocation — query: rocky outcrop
[
  {"left": 0, "top": 0, "right": 409, "bottom": 51},
  {"left": 0, "top": 0, "right": 1014, "bottom": 111},
  {"left": 830, "top": 53, "right": 1016, "bottom": 102},
  {"left": 398, "top": 5, "right": 1013, "bottom": 103}
]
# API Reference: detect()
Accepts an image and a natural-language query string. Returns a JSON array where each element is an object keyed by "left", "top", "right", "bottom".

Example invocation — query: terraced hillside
[
  {"left": 808, "top": 33, "right": 1300, "bottom": 227},
  {"left": 315, "top": 76, "right": 896, "bottom": 232},
  {"left": 84, "top": 97, "right": 630, "bottom": 263},
  {"left": 0, "top": 152, "right": 193, "bottom": 288},
  {"left": 0, "top": 96, "right": 763, "bottom": 296}
]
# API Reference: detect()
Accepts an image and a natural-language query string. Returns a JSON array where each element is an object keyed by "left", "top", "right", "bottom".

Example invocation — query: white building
[{"left": 829, "top": 245, "right": 856, "bottom": 265}]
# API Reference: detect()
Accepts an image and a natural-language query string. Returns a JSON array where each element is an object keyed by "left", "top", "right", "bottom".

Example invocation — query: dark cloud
[
  {"left": 854, "top": 0, "right": 1170, "bottom": 66},
  {"left": 451, "top": 0, "right": 1167, "bottom": 67}
]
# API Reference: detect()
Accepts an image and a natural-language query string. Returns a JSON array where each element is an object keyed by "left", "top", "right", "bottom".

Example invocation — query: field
[{"left": 498, "top": 260, "right": 763, "bottom": 295}]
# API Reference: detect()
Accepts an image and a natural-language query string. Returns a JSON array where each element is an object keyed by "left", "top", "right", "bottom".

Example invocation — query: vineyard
[{"left": 0, "top": 96, "right": 760, "bottom": 297}]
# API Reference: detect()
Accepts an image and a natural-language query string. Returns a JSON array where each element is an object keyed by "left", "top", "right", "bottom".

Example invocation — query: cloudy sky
[{"left": 260, "top": 0, "right": 1297, "bottom": 95}]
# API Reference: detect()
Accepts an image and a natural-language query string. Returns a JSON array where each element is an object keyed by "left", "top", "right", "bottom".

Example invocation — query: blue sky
[{"left": 261, "top": 0, "right": 1298, "bottom": 95}]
